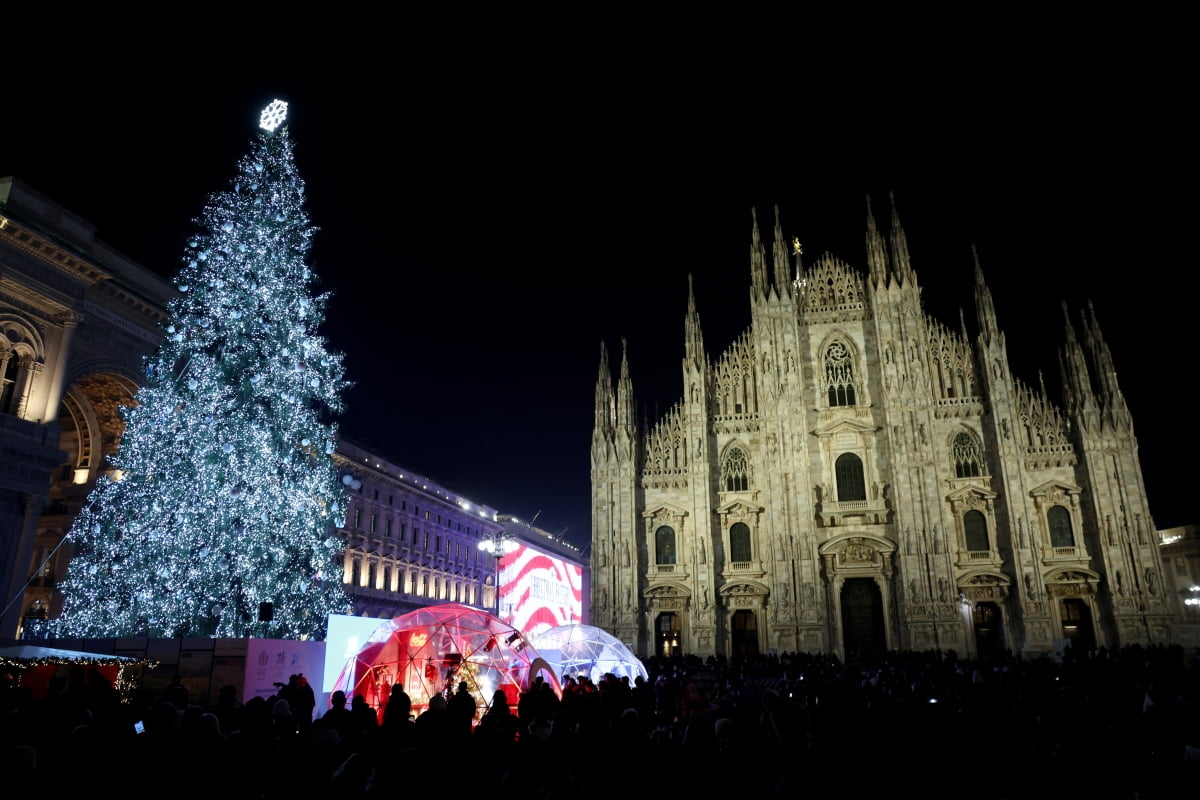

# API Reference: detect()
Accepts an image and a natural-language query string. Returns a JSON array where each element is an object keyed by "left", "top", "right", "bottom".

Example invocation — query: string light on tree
[{"left": 54, "top": 100, "right": 352, "bottom": 640}]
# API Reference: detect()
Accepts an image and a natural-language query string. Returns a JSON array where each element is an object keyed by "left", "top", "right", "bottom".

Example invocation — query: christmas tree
[{"left": 55, "top": 100, "right": 352, "bottom": 640}]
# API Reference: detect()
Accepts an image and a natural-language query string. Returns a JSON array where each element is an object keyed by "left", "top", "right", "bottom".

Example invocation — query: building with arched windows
[
  {"left": 1, "top": 177, "right": 588, "bottom": 642},
  {"left": 590, "top": 200, "right": 1176, "bottom": 660}
]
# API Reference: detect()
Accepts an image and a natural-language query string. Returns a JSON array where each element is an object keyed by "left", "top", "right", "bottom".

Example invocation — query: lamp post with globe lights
[{"left": 478, "top": 531, "right": 517, "bottom": 619}]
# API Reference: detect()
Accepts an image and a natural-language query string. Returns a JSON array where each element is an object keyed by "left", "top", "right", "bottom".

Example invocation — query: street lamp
[{"left": 478, "top": 530, "right": 517, "bottom": 618}]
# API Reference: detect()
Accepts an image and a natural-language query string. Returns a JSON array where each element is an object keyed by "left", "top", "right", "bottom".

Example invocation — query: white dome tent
[{"left": 528, "top": 624, "right": 648, "bottom": 684}]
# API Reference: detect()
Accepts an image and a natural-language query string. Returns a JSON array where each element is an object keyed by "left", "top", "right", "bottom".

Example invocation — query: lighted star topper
[{"left": 259, "top": 100, "right": 289, "bottom": 132}]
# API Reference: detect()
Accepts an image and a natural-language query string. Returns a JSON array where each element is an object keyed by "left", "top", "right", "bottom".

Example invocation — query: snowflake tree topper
[{"left": 260, "top": 99, "right": 288, "bottom": 132}]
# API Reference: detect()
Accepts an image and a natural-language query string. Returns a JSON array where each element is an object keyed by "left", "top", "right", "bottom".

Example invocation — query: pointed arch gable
[
  {"left": 718, "top": 439, "right": 752, "bottom": 461},
  {"left": 720, "top": 440, "right": 752, "bottom": 492},
  {"left": 817, "top": 330, "right": 864, "bottom": 408},
  {"left": 948, "top": 426, "right": 986, "bottom": 478},
  {"left": 945, "top": 424, "right": 983, "bottom": 448},
  {"left": 815, "top": 328, "right": 863, "bottom": 361}
]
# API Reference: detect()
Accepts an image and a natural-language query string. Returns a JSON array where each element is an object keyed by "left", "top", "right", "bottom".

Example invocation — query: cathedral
[{"left": 589, "top": 198, "right": 1174, "bottom": 661}]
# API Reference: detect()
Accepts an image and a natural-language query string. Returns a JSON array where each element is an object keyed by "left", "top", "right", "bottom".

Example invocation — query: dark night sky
[{"left": 2, "top": 39, "right": 1193, "bottom": 551}]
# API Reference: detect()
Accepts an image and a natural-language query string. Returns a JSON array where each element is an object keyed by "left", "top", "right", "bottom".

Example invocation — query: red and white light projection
[{"left": 496, "top": 543, "right": 583, "bottom": 640}]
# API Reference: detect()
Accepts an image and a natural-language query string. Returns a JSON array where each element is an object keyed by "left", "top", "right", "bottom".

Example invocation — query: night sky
[{"left": 2, "top": 47, "right": 1192, "bottom": 552}]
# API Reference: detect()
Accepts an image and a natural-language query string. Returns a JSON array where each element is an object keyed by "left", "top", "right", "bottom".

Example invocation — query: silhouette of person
[{"left": 447, "top": 681, "right": 476, "bottom": 743}]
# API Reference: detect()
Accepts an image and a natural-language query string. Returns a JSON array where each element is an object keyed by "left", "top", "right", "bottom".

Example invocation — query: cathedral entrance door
[
  {"left": 972, "top": 602, "right": 1004, "bottom": 659},
  {"left": 840, "top": 578, "right": 886, "bottom": 659},
  {"left": 1060, "top": 598, "right": 1096, "bottom": 654},
  {"left": 656, "top": 612, "right": 681, "bottom": 658},
  {"left": 731, "top": 609, "right": 759, "bottom": 656}
]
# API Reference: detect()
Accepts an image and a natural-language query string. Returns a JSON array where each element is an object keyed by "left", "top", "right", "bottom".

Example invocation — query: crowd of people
[{"left": 3, "top": 643, "right": 1199, "bottom": 797}]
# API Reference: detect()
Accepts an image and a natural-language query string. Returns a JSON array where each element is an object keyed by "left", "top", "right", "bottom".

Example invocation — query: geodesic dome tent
[
  {"left": 331, "top": 603, "right": 560, "bottom": 720},
  {"left": 527, "top": 624, "right": 648, "bottom": 685}
]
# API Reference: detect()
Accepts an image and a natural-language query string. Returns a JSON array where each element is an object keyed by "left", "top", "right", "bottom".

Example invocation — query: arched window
[
  {"left": 722, "top": 447, "right": 749, "bottom": 492},
  {"left": 730, "top": 522, "right": 752, "bottom": 562},
  {"left": 964, "top": 509, "right": 989, "bottom": 552},
  {"left": 953, "top": 432, "right": 982, "bottom": 478},
  {"left": 835, "top": 453, "right": 867, "bottom": 502},
  {"left": 0, "top": 351, "right": 19, "bottom": 414},
  {"left": 655, "top": 526, "right": 677, "bottom": 565},
  {"left": 824, "top": 342, "right": 857, "bottom": 407},
  {"left": 1048, "top": 505, "right": 1074, "bottom": 548}
]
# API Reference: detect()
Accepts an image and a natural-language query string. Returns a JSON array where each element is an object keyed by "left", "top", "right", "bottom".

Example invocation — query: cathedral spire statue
[
  {"left": 593, "top": 340, "right": 615, "bottom": 451},
  {"left": 617, "top": 336, "right": 636, "bottom": 440},
  {"left": 771, "top": 204, "right": 792, "bottom": 299},
  {"left": 684, "top": 274, "right": 705, "bottom": 372},
  {"left": 1059, "top": 301, "right": 1098, "bottom": 427},
  {"left": 1082, "top": 300, "right": 1132, "bottom": 432},
  {"left": 888, "top": 191, "right": 916, "bottom": 287},
  {"left": 866, "top": 193, "right": 889, "bottom": 288},
  {"left": 749, "top": 206, "right": 769, "bottom": 300},
  {"left": 972, "top": 245, "right": 1001, "bottom": 346}
]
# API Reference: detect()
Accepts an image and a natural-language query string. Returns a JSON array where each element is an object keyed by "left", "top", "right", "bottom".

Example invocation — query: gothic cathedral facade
[{"left": 589, "top": 199, "right": 1174, "bottom": 661}]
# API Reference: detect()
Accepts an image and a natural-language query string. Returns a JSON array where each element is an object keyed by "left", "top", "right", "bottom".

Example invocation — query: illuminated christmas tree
[{"left": 55, "top": 100, "right": 351, "bottom": 640}]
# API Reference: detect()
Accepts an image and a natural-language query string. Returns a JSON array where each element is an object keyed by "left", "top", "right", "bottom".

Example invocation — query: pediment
[
  {"left": 959, "top": 569, "right": 1012, "bottom": 587},
  {"left": 946, "top": 485, "right": 997, "bottom": 503},
  {"left": 642, "top": 502, "right": 689, "bottom": 521},
  {"left": 1044, "top": 567, "right": 1101, "bottom": 583},
  {"left": 812, "top": 417, "right": 878, "bottom": 437},
  {"left": 1030, "top": 480, "right": 1082, "bottom": 497},
  {"left": 718, "top": 579, "right": 769, "bottom": 597},
  {"left": 818, "top": 532, "right": 896, "bottom": 556},
  {"left": 645, "top": 582, "right": 691, "bottom": 598},
  {"left": 717, "top": 498, "right": 765, "bottom": 516}
]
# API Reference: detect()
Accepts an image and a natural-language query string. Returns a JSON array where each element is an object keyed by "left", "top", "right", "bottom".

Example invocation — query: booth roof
[{"left": 0, "top": 645, "right": 147, "bottom": 666}]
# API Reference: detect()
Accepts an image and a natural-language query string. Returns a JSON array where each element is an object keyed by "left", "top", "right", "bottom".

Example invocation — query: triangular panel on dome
[
  {"left": 332, "top": 603, "right": 560, "bottom": 722},
  {"left": 528, "top": 624, "right": 648, "bottom": 684}
]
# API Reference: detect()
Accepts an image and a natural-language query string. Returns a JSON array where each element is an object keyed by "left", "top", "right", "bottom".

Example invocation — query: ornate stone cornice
[{"left": 0, "top": 215, "right": 112, "bottom": 285}]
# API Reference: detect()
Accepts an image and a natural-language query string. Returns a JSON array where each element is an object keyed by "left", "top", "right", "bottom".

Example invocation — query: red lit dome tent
[{"left": 331, "top": 603, "right": 560, "bottom": 721}]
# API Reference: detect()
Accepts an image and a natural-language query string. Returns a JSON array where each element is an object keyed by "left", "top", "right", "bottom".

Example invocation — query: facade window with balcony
[
  {"left": 1048, "top": 505, "right": 1075, "bottom": 548},
  {"left": 835, "top": 453, "right": 866, "bottom": 502},
  {"left": 655, "top": 526, "right": 677, "bottom": 565},
  {"left": 730, "top": 522, "right": 752, "bottom": 562},
  {"left": 964, "top": 509, "right": 989, "bottom": 551}
]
